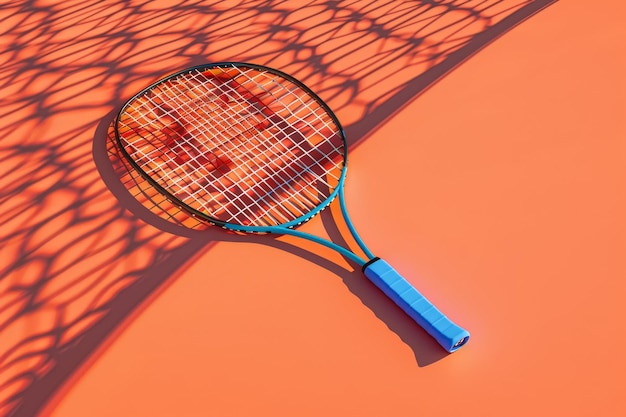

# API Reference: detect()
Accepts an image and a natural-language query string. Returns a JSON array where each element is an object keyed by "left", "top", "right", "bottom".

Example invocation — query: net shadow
[{"left": 0, "top": 1, "right": 556, "bottom": 415}]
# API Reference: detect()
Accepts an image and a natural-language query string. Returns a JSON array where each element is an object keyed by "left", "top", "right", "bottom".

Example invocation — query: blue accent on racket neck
[
  {"left": 262, "top": 226, "right": 367, "bottom": 265},
  {"left": 225, "top": 184, "right": 375, "bottom": 267},
  {"left": 338, "top": 186, "right": 375, "bottom": 260}
]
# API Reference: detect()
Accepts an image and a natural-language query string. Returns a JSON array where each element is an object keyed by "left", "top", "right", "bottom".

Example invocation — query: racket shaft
[{"left": 363, "top": 258, "right": 469, "bottom": 352}]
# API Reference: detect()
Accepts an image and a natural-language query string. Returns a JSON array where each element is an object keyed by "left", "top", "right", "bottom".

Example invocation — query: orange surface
[{"left": 1, "top": 1, "right": 625, "bottom": 416}]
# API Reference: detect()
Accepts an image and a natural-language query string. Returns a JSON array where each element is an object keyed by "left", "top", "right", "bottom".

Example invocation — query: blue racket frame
[{"left": 115, "top": 62, "right": 470, "bottom": 353}]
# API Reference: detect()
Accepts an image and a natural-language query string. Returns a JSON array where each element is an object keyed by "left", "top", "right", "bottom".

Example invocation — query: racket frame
[
  {"left": 115, "top": 62, "right": 349, "bottom": 231},
  {"left": 114, "top": 62, "right": 469, "bottom": 353}
]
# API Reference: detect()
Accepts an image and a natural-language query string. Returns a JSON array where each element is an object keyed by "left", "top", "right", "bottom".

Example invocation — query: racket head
[{"left": 114, "top": 63, "right": 347, "bottom": 232}]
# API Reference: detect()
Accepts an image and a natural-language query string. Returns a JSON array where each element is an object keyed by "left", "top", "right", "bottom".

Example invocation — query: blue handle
[{"left": 362, "top": 258, "right": 470, "bottom": 352}]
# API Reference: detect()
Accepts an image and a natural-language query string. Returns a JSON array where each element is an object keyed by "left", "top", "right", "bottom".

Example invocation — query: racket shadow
[
  {"left": 266, "top": 231, "right": 450, "bottom": 366},
  {"left": 318, "top": 210, "right": 450, "bottom": 366},
  {"left": 96, "top": 108, "right": 446, "bottom": 366}
]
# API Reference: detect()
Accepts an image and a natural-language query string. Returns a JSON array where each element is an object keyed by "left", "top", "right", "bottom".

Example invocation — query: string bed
[{"left": 117, "top": 65, "right": 345, "bottom": 227}]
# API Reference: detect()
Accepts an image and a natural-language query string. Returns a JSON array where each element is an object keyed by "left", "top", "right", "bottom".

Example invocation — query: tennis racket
[{"left": 114, "top": 62, "right": 470, "bottom": 353}]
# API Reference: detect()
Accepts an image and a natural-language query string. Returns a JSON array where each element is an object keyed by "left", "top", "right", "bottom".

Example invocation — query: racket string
[
  {"left": 128, "top": 74, "right": 270, "bottom": 225},
  {"left": 164, "top": 68, "right": 334, "bottom": 224},
  {"left": 117, "top": 64, "right": 345, "bottom": 227},
  {"left": 120, "top": 99, "right": 234, "bottom": 218},
  {"left": 159, "top": 71, "right": 313, "bottom": 224}
]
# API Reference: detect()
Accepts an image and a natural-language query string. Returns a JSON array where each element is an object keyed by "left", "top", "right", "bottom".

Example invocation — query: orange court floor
[{"left": 1, "top": 1, "right": 625, "bottom": 416}]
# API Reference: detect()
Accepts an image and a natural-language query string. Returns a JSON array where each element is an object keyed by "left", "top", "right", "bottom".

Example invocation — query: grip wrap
[{"left": 363, "top": 258, "right": 469, "bottom": 352}]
